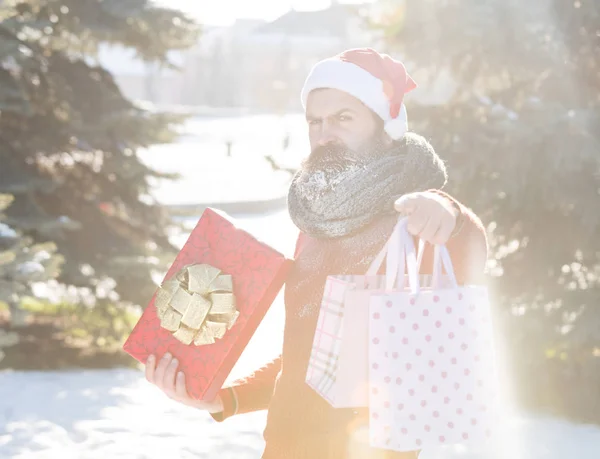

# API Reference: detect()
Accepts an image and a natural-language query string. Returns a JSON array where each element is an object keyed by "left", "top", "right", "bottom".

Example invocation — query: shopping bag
[
  {"left": 305, "top": 228, "right": 451, "bottom": 408},
  {"left": 368, "top": 218, "right": 500, "bottom": 452}
]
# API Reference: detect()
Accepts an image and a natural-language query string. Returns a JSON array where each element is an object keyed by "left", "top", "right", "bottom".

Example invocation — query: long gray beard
[{"left": 287, "top": 133, "right": 448, "bottom": 239}]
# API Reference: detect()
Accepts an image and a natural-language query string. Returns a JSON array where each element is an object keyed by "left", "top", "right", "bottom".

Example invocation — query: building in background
[{"left": 98, "top": 2, "right": 373, "bottom": 111}]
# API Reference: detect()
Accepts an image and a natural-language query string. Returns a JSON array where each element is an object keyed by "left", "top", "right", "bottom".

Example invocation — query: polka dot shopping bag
[{"left": 368, "top": 218, "right": 500, "bottom": 452}]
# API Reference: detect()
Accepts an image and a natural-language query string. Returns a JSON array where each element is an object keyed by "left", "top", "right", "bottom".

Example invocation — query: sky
[{"left": 157, "top": 0, "right": 375, "bottom": 26}]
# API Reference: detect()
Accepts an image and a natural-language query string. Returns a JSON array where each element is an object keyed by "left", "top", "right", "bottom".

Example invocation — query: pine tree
[
  {"left": 1, "top": 193, "right": 61, "bottom": 359},
  {"left": 0, "top": 1, "right": 199, "bottom": 321},
  {"left": 369, "top": 0, "right": 600, "bottom": 421}
]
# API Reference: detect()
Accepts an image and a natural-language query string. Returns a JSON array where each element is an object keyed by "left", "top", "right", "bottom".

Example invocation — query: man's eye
[
  {"left": 308, "top": 119, "right": 321, "bottom": 126},
  {"left": 339, "top": 115, "right": 352, "bottom": 122}
]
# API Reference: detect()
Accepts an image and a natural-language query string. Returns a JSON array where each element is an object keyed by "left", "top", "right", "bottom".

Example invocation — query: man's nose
[
  {"left": 317, "top": 134, "right": 339, "bottom": 147},
  {"left": 316, "top": 121, "right": 341, "bottom": 147}
]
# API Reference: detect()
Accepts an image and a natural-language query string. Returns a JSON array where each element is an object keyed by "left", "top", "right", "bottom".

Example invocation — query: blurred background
[{"left": 0, "top": 0, "right": 599, "bottom": 458}]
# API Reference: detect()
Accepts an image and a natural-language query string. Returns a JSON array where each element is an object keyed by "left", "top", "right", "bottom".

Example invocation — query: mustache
[{"left": 302, "top": 144, "right": 361, "bottom": 171}]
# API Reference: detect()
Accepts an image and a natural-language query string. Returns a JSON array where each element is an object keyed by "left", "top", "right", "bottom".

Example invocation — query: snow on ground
[
  {"left": 139, "top": 113, "right": 308, "bottom": 205},
  {"left": 2, "top": 365, "right": 600, "bottom": 459},
  {"left": 1, "top": 208, "right": 599, "bottom": 458},
  {"left": 1, "top": 115, "right": 599, "bottom": 458}
]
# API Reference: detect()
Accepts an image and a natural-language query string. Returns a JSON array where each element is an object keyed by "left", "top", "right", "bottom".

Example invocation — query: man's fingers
[
  {"left": 153, "top": 352, "right": 172, "bottom": 390},
  {"left": 406, "top": 206, "right": 429, "bottom": 236},
  {"left": 175, "top": 371, "right": 189, "bottom": 400},
  {"left": 419, "top": 217, "right": 441, "bottom": 244},
  {"left": 394, "top": 193, "right": 419, "bottom": 215},
  {"left": 145, "top": 354, "right": 156, "bottom": 383},
  {"left": 162, "top": 357, "right": 180, "bottom": 397},
  {"left": 432, "top": 215, "right": 455, "bottom": 245}
]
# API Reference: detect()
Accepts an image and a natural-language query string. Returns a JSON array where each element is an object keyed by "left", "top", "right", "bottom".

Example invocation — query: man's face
[
  {"left": 305, "top": 88, "right": 391, "bottom": 160},
  {"left": 293, "top": 89, "right": 393, "bottom": 200}
]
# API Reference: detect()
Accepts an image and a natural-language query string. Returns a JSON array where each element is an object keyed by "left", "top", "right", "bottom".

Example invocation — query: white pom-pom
[{"left": 384, "top": 104, "right": 408, "bottom": 140}]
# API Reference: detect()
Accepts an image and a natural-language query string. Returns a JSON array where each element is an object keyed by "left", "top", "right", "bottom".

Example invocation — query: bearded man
[{"left": 145, "top": 48, "right": 488, "bottom": 459}]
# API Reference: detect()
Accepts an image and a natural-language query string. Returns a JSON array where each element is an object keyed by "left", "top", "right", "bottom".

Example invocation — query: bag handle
[
  {"left": 366, "top": 218, "right": 420, "bottom": 294},
  {"left": 432, "top": 244, "right": 459, "bottom": 289},
  {"left": 366, "top": 219, "right": 426, "bottom": 278},
  {"left": 367, "top": 217, "right": 459, "bottom": 292}
]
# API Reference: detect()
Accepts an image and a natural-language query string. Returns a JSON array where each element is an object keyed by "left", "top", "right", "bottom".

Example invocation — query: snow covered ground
[
  {"left": 2, "top": 364, "right": 600, "bottom": 459},
  {"left": 2, "top": 207, "right": 599, "bottom": 458},
  {"left": 139, "top": 113, "right": 308, "bottom": 205},
  {"left": 1, "top": 115, "right": 599, "bottom": 458}
]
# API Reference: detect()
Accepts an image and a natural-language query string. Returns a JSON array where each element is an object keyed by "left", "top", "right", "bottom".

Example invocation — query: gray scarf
[{"left": 287, "top": 133, "right": 448, "bottom": 239}]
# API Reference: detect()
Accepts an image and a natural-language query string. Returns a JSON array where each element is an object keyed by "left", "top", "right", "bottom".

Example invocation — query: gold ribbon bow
[{"left": 154, "top": 264, "right": 239, "bottom": 345}]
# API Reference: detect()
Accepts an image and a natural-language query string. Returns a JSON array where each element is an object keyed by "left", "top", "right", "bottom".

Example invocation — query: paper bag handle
[{"left": 367, "top": 217, "right": 459, "bottom": 293}]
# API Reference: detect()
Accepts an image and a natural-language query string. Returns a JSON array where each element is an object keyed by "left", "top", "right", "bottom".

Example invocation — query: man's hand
[
  {"left": 394, "top": 191, "right": 459, "bottom": 245},
  {"left": 145, "top": 353, "right": 224, "bottom": 413}
]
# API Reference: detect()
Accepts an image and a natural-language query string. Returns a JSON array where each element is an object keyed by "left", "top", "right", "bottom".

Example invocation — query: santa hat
[{"left": 300, "top": 48, "right": 417, "bottom": 140}]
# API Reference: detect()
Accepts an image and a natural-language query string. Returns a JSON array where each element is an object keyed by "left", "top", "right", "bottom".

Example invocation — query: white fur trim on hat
[
  {"left": 384, "top": 104, "right": 408, "bottom": 140},
  {"left": 301, "top": 59, "right": 408, "bottom": 140}
]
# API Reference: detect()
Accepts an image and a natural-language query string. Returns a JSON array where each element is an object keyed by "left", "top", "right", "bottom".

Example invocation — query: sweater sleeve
[
  {"left": 422, "top": 189, "right": 489, "bottom": 284},
  {"left": 210, "top": 356, "right": 282, "bottom": 422}
]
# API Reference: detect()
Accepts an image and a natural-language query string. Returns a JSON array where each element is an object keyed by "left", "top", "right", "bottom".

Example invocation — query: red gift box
[{"left": 123, "top": 208, "right": 292, "bottom": 400}]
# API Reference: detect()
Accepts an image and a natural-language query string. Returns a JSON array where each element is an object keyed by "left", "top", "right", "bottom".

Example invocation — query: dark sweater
[{"left": 213, "top": 191, "right": 488, "bottom": 459}]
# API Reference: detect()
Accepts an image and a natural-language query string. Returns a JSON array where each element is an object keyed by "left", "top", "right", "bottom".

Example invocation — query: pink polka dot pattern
[{"left": 367, "top": 288, "right": 499, "bottom": 452}]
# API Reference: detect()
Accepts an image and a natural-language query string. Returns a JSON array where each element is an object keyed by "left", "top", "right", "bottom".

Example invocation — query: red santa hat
[{"left": 301, "top": 48, "right": 417, "bottom": 140}]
